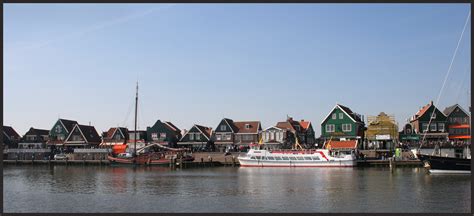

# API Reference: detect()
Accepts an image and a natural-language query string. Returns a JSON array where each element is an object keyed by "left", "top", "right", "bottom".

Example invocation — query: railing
[
  {"left": 74, "top": 149, "right": 109, "bottom": 153},
  {"left": 4, "top": 149, "right": 50, "bottom": 153}
]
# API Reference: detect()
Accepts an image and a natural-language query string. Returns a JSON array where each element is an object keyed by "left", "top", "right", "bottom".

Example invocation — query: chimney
[
  {"left": 89, "top": 121, "right": 91, "bottom": 126},
  {"left": 430, "top": 100, "right": 433, "bottom": 105}
]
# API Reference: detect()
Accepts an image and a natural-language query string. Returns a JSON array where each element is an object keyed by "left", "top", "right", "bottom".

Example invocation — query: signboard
[{"left": 375, "top": 134, "right": 391, "bottom": 140}]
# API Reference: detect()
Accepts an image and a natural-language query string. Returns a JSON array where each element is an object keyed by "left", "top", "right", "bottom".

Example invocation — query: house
[
  {"left": 443, "top": 104, "right": 470, "bottom": 145},
  {"left": 63, "top": 124, "right": 101, "bottom": 148},
  {"left": 146, "top": 120, "right": 182, "bottom": 147},
  {"left": 178, "top": 124, "right": 214, "bottom": 151},
  {"left": 409, "top": 101, "right": 448, "bottom": 145},
  {"left": 213, "top": 118, "right": 261, "bottom": 152},
  {"left": 233, "top": 121, "right": 262, "bottom": 147},
  {"left": 2, "top": 126, "right": 21, "bottom": 148},
  {"left": 47, "top": 119, "right": 78, "bottom": 146},
  {"left": 399, "top": 123, "right": 420, "bottom": 148},
  {"left": 18, "top": 127, "right": 50, "bottom": 149},
  {"left": 100, "top": 127, "right": 129, "bottom": 146},
  {"left": 321, "top": 104, "right": 366, "bottom": 144},
  {"left": 275, "top": 116, "right": 316, "bottom": 148},
  {"left": 261, "top": 126, "right": 292, "bottom": 150},
  {"left": 365, "top": 112, "right": 399, "bottom": 150}
]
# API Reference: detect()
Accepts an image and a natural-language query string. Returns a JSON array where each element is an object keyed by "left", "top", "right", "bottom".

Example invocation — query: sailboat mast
[{"left": 134, "top": 82, "right": 138, "bottom": 157}]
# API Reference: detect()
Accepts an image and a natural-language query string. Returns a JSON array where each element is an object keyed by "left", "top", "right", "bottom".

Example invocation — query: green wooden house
[
  {"left": 410, "top": 101, "right": 448, "bottom": 143},
  {"left": 321, "top": 104, "right": 366, "bottom": 142},
  {"left": 47, "top": 119, "right": 78, "bottom": 146},
  {"left": 146, "top": 120, "right": 182, "bottom": 147}
]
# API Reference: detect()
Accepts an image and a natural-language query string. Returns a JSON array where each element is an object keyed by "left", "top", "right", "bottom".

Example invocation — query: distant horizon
[{"left": 4, "top": 4, "right": 471, "bottom": 136}]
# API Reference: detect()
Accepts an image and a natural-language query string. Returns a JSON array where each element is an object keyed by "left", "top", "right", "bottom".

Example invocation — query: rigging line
[
  {"left": 121, "top": 87, "right": 135, "bottom": 127},
  {"left": 454, "top": 62, "right": 471, "bottom": 104},
  {"left": 420, "top": 10, "right": 471, "bottom": 149}
]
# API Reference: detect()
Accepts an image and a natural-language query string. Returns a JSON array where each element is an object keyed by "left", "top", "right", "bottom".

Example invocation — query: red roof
[
  {"left": 234, "top": 121, "right": 261, "bottom": 134},
  {"left": 300, "top": 121, "right": 311, "bottom": 130},
  {"left": 413, "top": 102, "right": 433, "bottom": 120},
  {"left": 328, "top": 140, "right": 357, "bottom": 149}
]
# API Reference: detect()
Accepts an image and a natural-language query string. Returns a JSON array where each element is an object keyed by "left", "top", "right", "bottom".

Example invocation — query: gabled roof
[
  {"left": 276, "top": 121, "right": 296, "bottom": 132},
  {"left": 24, "top": 127, "right": 50, "bottom": 136},
  {"left": 2, "top": 126, "right": 21, "bottom": 140},
  {"left": 104, "top": 127, "right": 129, "bottom": 139},
  {"left": 58, "top": 119, "right": 78, "bottom": 133},
  {"left": 411, "top": 101, "right": 447, "bottom": 121},
  {"left": 164, "top": 121, "right": 181, "bottom": 134},
  {"left": 263, "top": 126, "right": 285, "bottom": 131},
  {"left": 321, "top": 104, "right": 363, "bottom": 124},
  {"left": 328, "top": 140, "right": 358, "bottom": 149},
  {"left": 222, "top": 118, "right": 239, "bottom": 133},
  {"left": 194, "top": 124, "right": 212, "bottom": 140},
  {"left": 233, "top": 121, "right": 261, "bottom": 134},
  {"left": 443, "top": 104, "right": 470, "bottom": 117},
  {"left": 300, "top": 121, "right": 311, "bottom": 130},
  {"left": 66, "top": 124, "right": 101, "bottom": 144}
]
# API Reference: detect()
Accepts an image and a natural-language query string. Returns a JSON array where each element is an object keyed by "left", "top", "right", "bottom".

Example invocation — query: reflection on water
[{"left": 3, "top": 165, "right": 471, "bottom": 213}]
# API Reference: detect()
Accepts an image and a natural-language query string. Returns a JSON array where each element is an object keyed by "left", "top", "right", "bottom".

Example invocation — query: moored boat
[{"left": 417, "top": 153, "right": 471, "bottom": 174}]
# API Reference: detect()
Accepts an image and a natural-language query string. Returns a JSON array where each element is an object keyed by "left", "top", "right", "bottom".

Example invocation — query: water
[{"left": 3, "top": 165, "right": 471, "bottom": 213}]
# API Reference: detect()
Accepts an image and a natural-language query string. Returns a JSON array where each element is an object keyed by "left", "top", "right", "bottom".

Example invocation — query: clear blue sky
[{"left": 4, "top": 4, "right": 471, "bottom": 136}]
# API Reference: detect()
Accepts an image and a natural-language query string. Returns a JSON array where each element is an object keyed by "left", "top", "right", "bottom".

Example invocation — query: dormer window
[
  {"left": 220, "top": 125, "right": 227, "bottom": 131},
  {"left": 245, "top": 124, "right": 250, "bottom": 129}
]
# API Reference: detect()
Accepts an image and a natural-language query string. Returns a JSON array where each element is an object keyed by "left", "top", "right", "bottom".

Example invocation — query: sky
[{"left": 4, "top": 4, "right": 471, "bottom": 136}]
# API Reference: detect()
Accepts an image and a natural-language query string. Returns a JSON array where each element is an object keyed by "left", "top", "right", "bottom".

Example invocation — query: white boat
[{"left": 238, "top": 148, "right": 357, "bottom": 167}]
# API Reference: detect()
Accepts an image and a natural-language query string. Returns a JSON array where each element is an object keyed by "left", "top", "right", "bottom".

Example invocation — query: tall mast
[{"left": 134, "top": 81, "right": 138, "bottom": 157}]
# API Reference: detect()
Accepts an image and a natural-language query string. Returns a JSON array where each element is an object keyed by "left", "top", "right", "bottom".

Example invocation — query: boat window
[
  {"left": 289, "top": 157, "right": 297, "bottom": 160},
  {"left": 275, "top": 157, "right": 282, "bottom": 160},
  {"left": 267, "top": 156, "right": 275, "bottom": 160},
  {"left": 256, "top": 156, "right": 262, "bottom": 160},
  {"left": 250, "top": 156, "right": 256, "bottom": 159},
  {"left": 304, "top": 157, "right": 312, "bottom": 160},
  {"left": 312, "top": 156, "right": 320, "bottom": 160},
  {"left": 282, "top": 156, "right": 289, "bottom": 160},
  {"left": 296, "top": 157, "right": 304, "bottom": 160}
]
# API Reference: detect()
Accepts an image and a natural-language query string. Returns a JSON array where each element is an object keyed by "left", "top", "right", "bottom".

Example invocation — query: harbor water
[{"left": 3, "top": 165, "right": 471, "bottom": 213}]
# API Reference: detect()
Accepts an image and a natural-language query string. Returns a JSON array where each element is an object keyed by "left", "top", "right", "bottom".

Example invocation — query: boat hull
[
  {"left": 238, "top": 158, "right": 357, "bottom": 167},
  {"left": 108, "top": 155, "right": 170, "bottom": 166},
  {"left": 417, "top": 154, "right": 471, "bottom": 174}
]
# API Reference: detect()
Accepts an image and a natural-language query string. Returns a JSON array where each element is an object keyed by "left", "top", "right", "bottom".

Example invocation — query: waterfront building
[
  {"left": 321, "top": 104, "right": 366, "bottom": 144},
  {"left": 399, "top": 123, "right": 420, "bottom": 147},
  {"left": 18, "top": 127, "right": 50, "bottom": 149},
  {"left": 261, "top": 126, "right": 292, "bottom": 150},
  {"left": 365, "top": 112, "right": 399, "bottom": 150},
  {"left": 47, "top": 119, "right": 78, "bottom": 146},
  {"left": 100, "top": 127, "right": 129, "bottom": 146},
  {"left": 234, "top": 121, "right": 262, "bottom": 149},
  {"left": 443, "top": 104, "right": 470, "bottom": 145},
  {"left": 409, "top": 101, "right": 448, "bottom": 145},
  {"left": 2, "top": 125, "right": 21, "bottom": 149},
  {"left": 275, "top": 116, "right": 316, "bottom": 148},
  {"left": 178, "top": 124, "right": 214, "bottom": 151},
  {"left": 63, "top": 124, "right": 101, "bottom": 148},
  {"left": 214, "top": 118, "right": 238, "bottom": 152},
  {"left": 213, "top": 118, "right": 262, "bottom": 152},
  {"left": 326, "top": 140, "right": 358, "bottom": 153},
  {"left": 146, "top": 120, "right": 182, "bottom": 147}
]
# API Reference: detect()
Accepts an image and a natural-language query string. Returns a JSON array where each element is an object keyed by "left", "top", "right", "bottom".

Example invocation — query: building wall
[{"left": 321, "top": 107, "right": 360, "bottom": 138}]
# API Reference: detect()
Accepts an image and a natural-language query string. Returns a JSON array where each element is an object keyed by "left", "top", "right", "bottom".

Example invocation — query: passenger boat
[{"left": 238, "top": 136, "right": 357, "bottom": 167}]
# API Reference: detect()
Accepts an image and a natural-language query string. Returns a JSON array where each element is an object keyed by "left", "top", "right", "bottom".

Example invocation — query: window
[
  {"left": 342, "top": 124, "right": 352, "bottom": 132},
  {"left": 276, "top": 132, "right": 280, "bottom": 141},
  {"left": 265, "top": 132, "right": 269, "bottom": 141},
  {"left": 430, "top": 123, "right": 437, "bottom": 131},
  {"left": 282, "top": 157, "right": 289, "bottom": 160},
  {"left": 72, "top": 135, "right": 83, "bottom": 141},
  {"left": 267, "top": 156, "right": 275, "bottom": 160},
  {"left": 422, "top": 123, "right": 428, "bottom": 132},
  {"left": 312, "top": 156, "right": 320, "bottom": 160},
  {"left": 195, "top": 134, "right": 201, "bottom": 140},
  {"left": 256, "top": 156, "right": 262, "bottom": 160},
  {"left": 296, "top": 157, "right": 304, "bottom": 160},
  {"left": 289, "top": 156, "right": 297, "bottom": 160},
  {"left": 189, "top": 133, "right": 194, "bottom": 141},
  {"left": 160, "top": 133, "right": 166, "bottom": 138},
  {"left": 304, "top": 157, "right": 312, "bottom": 160},
  {"left": 216, "top": 134, "right": 222, "bottom": 140},
  {"left": 438, "top": 123, "right": 445, "bottom": 132},
  {"left": 151, "top": 133, "right": 158, "bottom": 140},
  {"left": 270, "top": 132, "right": 275, "bottom": 140},
  {"left": 250, "top": 156, "right": 256, "bottom": 160},
  {"left": 326, "top": 124, "right": 335, "bottom": 133},
  {"left": 243, "top": 134, "right": 253, "bottom": 141},
  {"left": 225, "top": 133, "right": 231, "bottom": 140},
  {"left": 275, "top": 157, "right": 282, "bottom": 160},
  {"left": 245, "top": 124, "right": 250, "bottom": 129},
  {"left": 332, "top": 113, "right": 336, "bottom": 119},
  {"left": 339, "top": 113, "right": 343, "bottom": 119},
  {"left": 220, "top": 125, "right": 227, "bottom": 131}
]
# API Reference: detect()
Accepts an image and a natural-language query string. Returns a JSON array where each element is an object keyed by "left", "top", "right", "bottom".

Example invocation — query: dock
[{"left": 357, "top": 159, "right": 422, "bottom": 167}]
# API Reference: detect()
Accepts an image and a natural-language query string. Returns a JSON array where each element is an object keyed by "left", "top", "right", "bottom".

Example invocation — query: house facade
[
  {"left": 47, "top": 119, "right": 78, "bottom": 146},
  {"left": 443, "top": 104, "right": 470, "bottom": 145},
  {"left": 233, "top": 121, "right": 262, "bottom": 147},
  {"left": 63, "top": 124, "right": 101, "bottom": 148},
  {"left": 18, "top": 127, "right": 50, "bottom": 149},
  {"left": 321, "top": 104, "right": 366, "bottom": 144},
  {"left": 146, "top": 120, "right": 182, "bottom": 147},
  {"left": 399, "top": 123, "right": 420, "bottom": 148},
  {"left": 2, "top": 126, "right": 21, "bottom": 148},
  {"left": 365, "top": 112, "right": 399, "bottom": 150},
  {"left": 409, "top": 101, "right": 448, "bottom": 145},
  {"left": 214, "top": 118, "right": 238, "bottom": 151},
  {"left": 261, "top": 126, "right": 292, "bottom": 149},
  {"left": 100, "top": 127, "right": 129, "bottom": 146},
  {"left": 178, "top": 124, "right": 214, "bottom": 151},
  {"left": 275, "top": 116, "right": 315, "bottom": 148}
]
